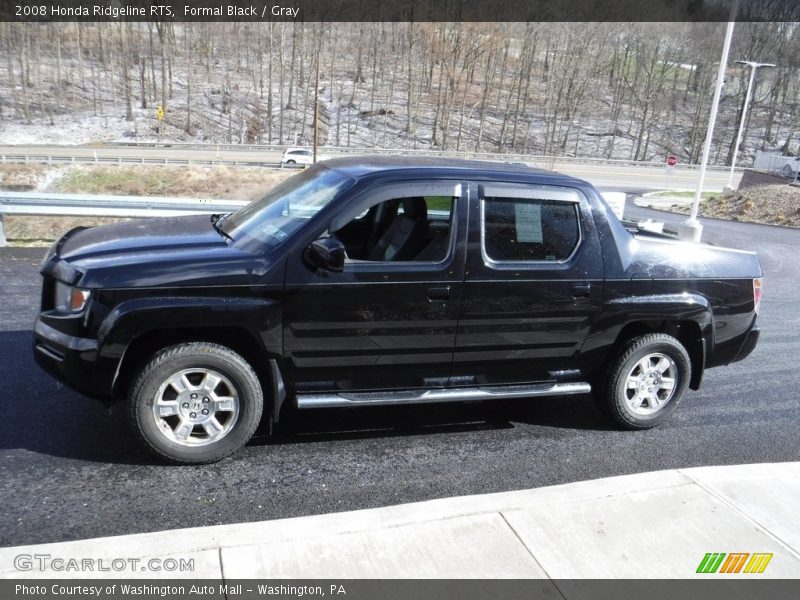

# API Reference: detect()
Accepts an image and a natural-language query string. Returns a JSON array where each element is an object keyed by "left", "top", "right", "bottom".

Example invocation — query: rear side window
[{"left": 482, "top": 194, "right": 580, "bottom": 262}]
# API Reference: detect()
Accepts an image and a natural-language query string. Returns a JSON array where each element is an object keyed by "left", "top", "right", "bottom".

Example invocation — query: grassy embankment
[{"left": 0, "top": 165, "right": 292, "bottom": 245}]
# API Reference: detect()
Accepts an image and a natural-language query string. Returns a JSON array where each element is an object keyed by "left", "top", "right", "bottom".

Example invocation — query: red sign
[{"left": 667, "top": 154, "right": 678, "bottom": 167}]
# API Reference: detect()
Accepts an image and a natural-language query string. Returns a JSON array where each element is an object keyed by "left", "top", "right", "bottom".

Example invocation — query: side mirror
[{"left": 306, "top": 236, "right": 345, "bottom": 273}]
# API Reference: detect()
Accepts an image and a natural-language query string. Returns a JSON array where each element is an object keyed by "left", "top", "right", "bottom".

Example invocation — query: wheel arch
[
  {"left": 115, "top": 324, "right": 268, "bottom": 388},
  {"left": 583, "top": 293, "right": 713, "bottom": 391},
  {"left": 608, "top": 319, "right": 705, "bottom": 390},
  {"left": 97, "top": 296, "right": 285, "bottom": 419}
]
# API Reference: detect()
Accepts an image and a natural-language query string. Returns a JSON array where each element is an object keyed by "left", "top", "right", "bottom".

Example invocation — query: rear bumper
[
  {"left": 732, "top": 325, "right": 760, "bottom": 364},
  {"left": 705, "top": 317, "right": 761, "bottom": 369},
  {"left": 33, "top": 317, "right": 113, "bottom": 400}
]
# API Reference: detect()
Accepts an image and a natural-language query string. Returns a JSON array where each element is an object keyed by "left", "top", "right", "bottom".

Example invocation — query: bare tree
[{"left": 3, "top": 22, "right": 800, "bottom": 166}]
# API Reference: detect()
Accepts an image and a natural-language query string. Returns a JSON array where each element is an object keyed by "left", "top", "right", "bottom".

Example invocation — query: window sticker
[{"left": 514, "top": 201, "right": 543, "bottom": 243}]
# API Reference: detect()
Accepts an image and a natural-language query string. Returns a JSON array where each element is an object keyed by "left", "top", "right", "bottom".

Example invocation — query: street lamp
[
  {"left": 725, "top": 60, "right": 776, "bottom": 192},
  {"left": 678, "top": 17, "right": 736, "bottom": 243},
  {"left": 313, "top": 49, "right": 321, "bottom": 164}
]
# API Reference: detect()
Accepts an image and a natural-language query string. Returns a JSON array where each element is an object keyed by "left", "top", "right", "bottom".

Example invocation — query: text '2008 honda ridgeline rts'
[{"left": 34, "top": 157, "right": 762, "bottom": 463}]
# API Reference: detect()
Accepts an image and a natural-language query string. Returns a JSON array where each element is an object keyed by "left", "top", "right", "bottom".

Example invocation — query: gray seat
[
  {"left": 367, "top": 198, "right": 429, "bottom": 261},
  {"left": 414, "top": 227, "right": 450, "bottom": 262}
]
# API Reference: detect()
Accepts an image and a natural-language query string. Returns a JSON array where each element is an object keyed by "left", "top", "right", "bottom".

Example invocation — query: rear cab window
[{"left": 480, "top": 184, "right": 582, "bottom": 265}]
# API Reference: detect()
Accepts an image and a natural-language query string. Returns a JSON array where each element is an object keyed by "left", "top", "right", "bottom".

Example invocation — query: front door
[{"left": 283, "top": 180, "right": 467, "bottom": 393}]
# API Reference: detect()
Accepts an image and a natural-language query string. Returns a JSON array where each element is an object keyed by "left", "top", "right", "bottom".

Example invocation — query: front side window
[
  {"left": 482, "top": 189, "right": 580, "bottom": 262},
  {"left": 335, "top": 195, "right": 456, "bottom": 263},
  {"left": 329, "top": 182, "right": 461, "bottom": 264}
]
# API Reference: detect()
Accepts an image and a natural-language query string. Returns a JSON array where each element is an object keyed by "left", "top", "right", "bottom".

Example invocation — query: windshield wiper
[{"left": 210, "top": 213, "right": 234, "bottom": 242}]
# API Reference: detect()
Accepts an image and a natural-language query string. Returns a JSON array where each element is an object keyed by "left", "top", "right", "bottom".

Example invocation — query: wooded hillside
[{"left": 1, "top": 22, "right": 798, "bottom": 165}]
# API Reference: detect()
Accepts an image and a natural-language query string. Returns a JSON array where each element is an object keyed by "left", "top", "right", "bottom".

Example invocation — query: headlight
[{"left": 54, "top": 281, "right": 91, "bottom": 313}]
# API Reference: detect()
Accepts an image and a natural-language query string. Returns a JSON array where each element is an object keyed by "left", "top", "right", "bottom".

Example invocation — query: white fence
[{"left": 753, "top": 150, "right": 800, "bottom": 178}]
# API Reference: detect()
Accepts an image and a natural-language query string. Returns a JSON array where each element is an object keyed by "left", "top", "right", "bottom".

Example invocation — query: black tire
[
  {"left": 286, "top": 159, "right": 296, "bottom": 164},
  {"left": 599, "top": 334, "right": 690, "bottom": 430},
  {"left": 129, "top": 342, "right": 264, "bottom": 464},
  {"left": 783, "top": 164, "right": 793, "bottom": 178}
]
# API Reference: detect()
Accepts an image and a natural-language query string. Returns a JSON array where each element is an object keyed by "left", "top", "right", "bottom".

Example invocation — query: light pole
[
  {"left": 313, "top": 50, "right": 320, "bottom": 164},
  {"left": 679, "top": 12, "right": 737, "bottom": 243},
  {"left": 725, "top": 60, "right": 776, "bottom": 192}
]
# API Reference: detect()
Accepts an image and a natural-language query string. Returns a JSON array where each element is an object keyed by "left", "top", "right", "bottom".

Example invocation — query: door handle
[
  {"left": 571, "top": 283, "right": 591, "bottom": 298},
  {"left": 427, "top": 286, "right": 451, "bottom": 301}
]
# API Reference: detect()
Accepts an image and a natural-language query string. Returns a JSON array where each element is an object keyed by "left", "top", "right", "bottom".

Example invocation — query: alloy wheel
[{"left": 151, "top": 368, "right": 240, "bottom": 446}]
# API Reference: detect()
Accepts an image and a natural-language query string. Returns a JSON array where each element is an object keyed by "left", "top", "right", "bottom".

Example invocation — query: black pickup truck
[{"left": 34, "top": 157, "right": 762, "bottom": 463}]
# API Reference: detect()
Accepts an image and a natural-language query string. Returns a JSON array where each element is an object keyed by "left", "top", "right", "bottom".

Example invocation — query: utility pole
[
  {"left": 313, "top": 46, "right": 320, "bottom": 164},
  {"left": 679, "top": 3, "right": 738, "bottom": 243},
  {"left": 725, "top": 60, "right": 776, "bottom": 192}
]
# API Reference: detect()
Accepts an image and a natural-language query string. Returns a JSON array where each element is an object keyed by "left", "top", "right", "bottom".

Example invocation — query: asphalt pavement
[{"left": 1, "top": 197, "right": 798, "bottom": 547}]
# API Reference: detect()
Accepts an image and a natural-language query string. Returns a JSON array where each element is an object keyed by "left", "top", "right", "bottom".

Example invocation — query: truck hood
[{"left": 45, "top": 215, "right": 276, "bottom": 288}]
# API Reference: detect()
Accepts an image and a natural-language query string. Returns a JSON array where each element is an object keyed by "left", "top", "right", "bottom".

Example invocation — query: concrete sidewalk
[{"left": 1, "top": 462, "right": 798, "bottom": 579}]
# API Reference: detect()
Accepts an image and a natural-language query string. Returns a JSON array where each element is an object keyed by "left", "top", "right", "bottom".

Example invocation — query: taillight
[{"left": 753, "top": 278, "right": 763, "bottom": 313}]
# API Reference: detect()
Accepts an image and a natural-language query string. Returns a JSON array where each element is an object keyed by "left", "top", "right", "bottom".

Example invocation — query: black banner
[{"left": 2, "top": 0, "right": 799, "bottom": 23}]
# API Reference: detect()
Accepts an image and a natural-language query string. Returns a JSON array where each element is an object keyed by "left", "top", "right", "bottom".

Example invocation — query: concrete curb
[
  {"left": 635, "top": 192, "right": 696, "bottom": 210},
  {"left": 1, "top": 462, "right": 798, "bottom": 579}
]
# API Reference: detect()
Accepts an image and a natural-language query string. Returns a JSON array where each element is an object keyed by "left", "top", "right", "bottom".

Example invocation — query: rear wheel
[
  {"left": 129, "top": 342, "right": 264, "bottom": 464},
  {"left": 783, "top": 164, "right": 794, "bottom": 178},
  {"left": 599, "top": 334, "right": 690, "bottom": 429}
]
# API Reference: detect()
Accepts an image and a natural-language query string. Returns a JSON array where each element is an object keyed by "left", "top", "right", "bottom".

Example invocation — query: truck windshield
[{"left": 222, "top": 165, "right": 355, "bottom": 249}]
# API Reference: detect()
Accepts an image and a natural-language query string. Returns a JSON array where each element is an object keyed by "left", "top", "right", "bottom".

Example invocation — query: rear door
[{"left": 451, "top": 181, "right": 604, "bottom": 386}]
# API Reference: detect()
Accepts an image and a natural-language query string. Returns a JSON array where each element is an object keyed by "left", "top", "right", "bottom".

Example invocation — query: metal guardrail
[
  {"left": 0, "top": 192, "right": 248, "bottom": 247},
  {"left": 96, "top": 141, "right": 714, "bottom": 169},
  {"left": 0, "top": 153, "right": 283, "bottom": 169},
  {"left": 0, "top": 143, "right": 739, "bottom": 172}
]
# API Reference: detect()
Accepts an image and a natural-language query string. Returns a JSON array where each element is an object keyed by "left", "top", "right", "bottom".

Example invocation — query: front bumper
[{"left": 33, "top": 317, "right": 112, "bottom": 400}]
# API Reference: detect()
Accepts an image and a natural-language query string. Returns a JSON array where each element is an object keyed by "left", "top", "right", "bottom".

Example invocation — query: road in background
[
  {"left": 0, "top": 196, "right": 795, "bottom": 547},
  {"left": 0, "top": 145, "right": 739, "bottom": 192}
]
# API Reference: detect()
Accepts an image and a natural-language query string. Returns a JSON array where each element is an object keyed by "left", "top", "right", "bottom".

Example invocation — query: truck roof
[{"left": 319, "top": 155, "right": 584, "bottom": 185}]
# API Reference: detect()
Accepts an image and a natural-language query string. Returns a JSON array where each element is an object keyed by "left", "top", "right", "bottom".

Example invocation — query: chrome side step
[{"left": 296, "top": 381, "right": 591, "bottom": 409}]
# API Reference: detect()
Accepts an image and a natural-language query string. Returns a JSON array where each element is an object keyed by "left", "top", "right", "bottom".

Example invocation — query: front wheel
[
  {"left": 599, "top": 334, "right": 690, "bottom": 430},
  {"left": 129, "top": 342, "right": 264, "bottom": 464},
  {"left": 783, "top": 164, "right": 795, "bottom": 178}
]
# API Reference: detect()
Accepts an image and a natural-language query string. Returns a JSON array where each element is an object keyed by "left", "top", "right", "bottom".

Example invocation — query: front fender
[{"left": 96, "top": 296, "right": 282, "bottom": 364}]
